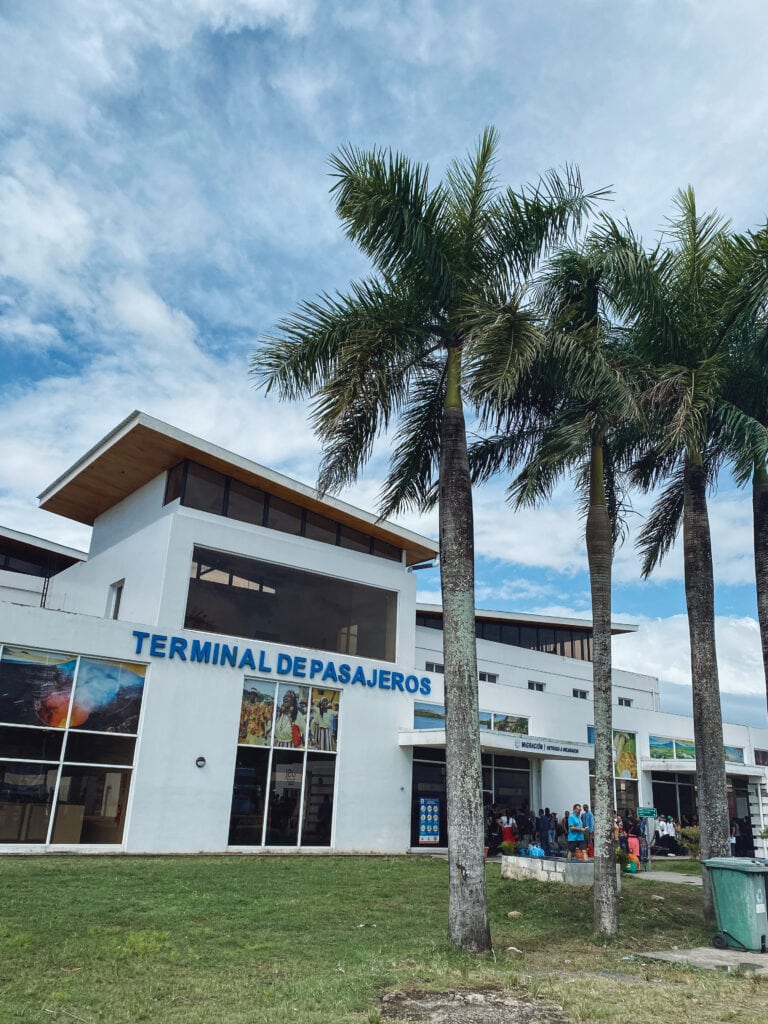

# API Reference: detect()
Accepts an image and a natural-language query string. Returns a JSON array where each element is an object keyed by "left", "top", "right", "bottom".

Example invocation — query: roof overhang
[
  {"left": 0, "top": 526, "right": 86, "bottom": 573},
  {"left": 400, "top": 729, "right": 594, "bottom": 761},
  {"left": 641, "top": 757, "right": 763, "bottom": 778},
  {"left": 416, "top": 602, "right": 638, "bottom": 636},
  {"left": 37, "top": 411, "right": 439, "bottom": 566}
]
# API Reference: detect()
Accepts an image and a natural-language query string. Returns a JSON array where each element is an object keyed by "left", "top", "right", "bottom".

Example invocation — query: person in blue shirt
[
  {"left": 581, "top": 803, "right": 595, "bottom": 845},
  {"left": 567, "top": 803, "right": 586, "bottom": 859}
]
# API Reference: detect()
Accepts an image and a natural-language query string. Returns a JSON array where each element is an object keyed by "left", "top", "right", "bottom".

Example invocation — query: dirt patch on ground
[{"left": 381, "top": 989, "right": 576, "bottom": 1023}]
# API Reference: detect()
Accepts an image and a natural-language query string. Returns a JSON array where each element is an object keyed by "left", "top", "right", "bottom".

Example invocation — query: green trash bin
[{"left": 702, "top": 858, "right": 768, "bottom": 952}]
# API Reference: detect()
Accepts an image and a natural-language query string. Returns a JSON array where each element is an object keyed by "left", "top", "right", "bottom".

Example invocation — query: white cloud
[
  {"left": 0, "top": 299, "right": 63, "bottom": 351},
  {"left": 613, "top": 614, "right": 764, "bottom": 698},
  {"left": 0, "top": 145, "right": 93, "bottom": 303}
]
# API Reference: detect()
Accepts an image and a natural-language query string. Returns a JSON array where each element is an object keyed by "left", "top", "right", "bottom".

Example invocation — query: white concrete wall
[
  {"left": 0, "top": 569, "right": 43, "bottom": 606},
  {"left": 417, "top": 627, "right": 659, "bottom": 711},
  {"left": 45, "top": 478, "right": 175, "bottom": 625}
]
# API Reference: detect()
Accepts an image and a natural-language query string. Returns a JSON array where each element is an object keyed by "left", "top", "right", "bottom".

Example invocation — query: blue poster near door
[{"left": 418, "top": 797, "right": 440, "bottom": 845}]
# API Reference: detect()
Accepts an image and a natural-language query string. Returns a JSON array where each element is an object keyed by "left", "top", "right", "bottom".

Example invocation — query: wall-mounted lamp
[{"left": 195, "top": 756, "right": 207, "bottom": 768}]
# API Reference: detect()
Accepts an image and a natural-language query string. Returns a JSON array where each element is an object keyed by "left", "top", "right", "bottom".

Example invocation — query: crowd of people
[
  {"left": 485, "top": 802, "right": 599, "bottom": 859},
  {"left": 485, "top": 803, "right": 702, "bottom": 860}
]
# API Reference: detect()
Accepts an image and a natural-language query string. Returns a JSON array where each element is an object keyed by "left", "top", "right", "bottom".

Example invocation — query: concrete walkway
[
  {"left": 634, "top": 869, "right": 702, "bottom": 886},
  {"left": 644, "top": 947, "right": 768, "bottom": 974}
]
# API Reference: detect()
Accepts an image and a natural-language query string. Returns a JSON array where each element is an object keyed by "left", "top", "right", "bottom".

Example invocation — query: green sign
[{"left": 637, "top": 807, "right": 657, "bottom": 818}]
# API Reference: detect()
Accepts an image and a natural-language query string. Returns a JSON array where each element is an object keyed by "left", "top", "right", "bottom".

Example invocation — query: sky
[{"left": 1, "top": 0, "right": 767, "bottom": 727}]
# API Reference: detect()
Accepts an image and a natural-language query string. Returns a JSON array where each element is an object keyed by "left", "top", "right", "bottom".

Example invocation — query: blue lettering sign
[
  {"left": 220, "top": 644, "right": 237, "bottom": 668},
  {"left": 190, "top": 639, "right": 211, "bottom": 663},
  {"left": 168, "top": 636, "right": 187, "bottom": 661},
  {"left": 132, "top": 630, "right": 150, "bottom": 654},
  {"left": 238, "top": 649, "right": 256, "bottom": 670},
  {"left": 131, "top": 632, "right": 430, "bottom": 702},
  {"left": 150, "top": 634, "right": 167, "bottom": 657}
]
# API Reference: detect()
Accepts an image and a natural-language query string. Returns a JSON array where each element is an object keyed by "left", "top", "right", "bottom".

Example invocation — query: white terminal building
[{"left": 1, "top": 411, "right": 767, "bottom": 855}]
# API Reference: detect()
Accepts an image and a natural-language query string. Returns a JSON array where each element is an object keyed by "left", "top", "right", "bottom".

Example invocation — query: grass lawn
[
  {"left": 647, "top": 857, "right": 703, "bottom": 874},
  {"left": 1, "top": 855, "right": 766, "bottom": 1024}
]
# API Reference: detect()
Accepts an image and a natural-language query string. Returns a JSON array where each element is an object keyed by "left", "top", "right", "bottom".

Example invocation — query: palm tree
[
  {"left": 469, "top": 234, "right": 640, "bottom": 935},
  {"left": 599, "top": 192, "right": 768, "bottom": 919},
  {"left": 724, "top": 319, "right": 768, "bottom": 717},
  {"left": 251, "top": 128, "right": 602, "bottom": 951}
]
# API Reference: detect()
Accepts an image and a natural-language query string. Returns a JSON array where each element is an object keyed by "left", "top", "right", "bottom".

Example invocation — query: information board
[{"left": 418, "top": 797, "right": 440, "bottom": 845}]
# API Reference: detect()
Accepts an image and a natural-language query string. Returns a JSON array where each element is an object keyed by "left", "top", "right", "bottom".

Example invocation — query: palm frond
[
  {"left": 329, "top": 145, "right": 453, "bottom": 304},
  {"left": 444, "top": 126, "right": 499, "bottom": 280},
  {"left": 490, "top": 166, "right": 609, "bottom": 280},
  {"left": 508, "top": 410, "right": 590, "bottom": 509},
  {"left": 637, "top": 468, "right": 686, "bottom": 577},
  {"left": 713, "top": 401, "right": 768, "bottom": 486},
  {"left": 377, "top": 366, "right": 446, "bottom": 516},
  {"left": 464, "top": 291, "right": 542, "bottom": 404},
  {"left": 467, "top": 429, "right": 541, "bottom": 485}
]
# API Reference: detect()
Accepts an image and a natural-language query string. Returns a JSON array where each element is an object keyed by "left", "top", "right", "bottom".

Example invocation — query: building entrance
[{"left": 410, "top": 747, "right": 530, "bottom": 846}]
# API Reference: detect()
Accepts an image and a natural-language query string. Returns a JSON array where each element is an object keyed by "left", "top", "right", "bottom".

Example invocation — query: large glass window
[
  {"left": 413, "top": 702, "right": 528, "bottom": 735},
  {"left": 184, "top": 463, "right": 227, "bottom": 516},
  {"left": 426, "top": 615, "right": 595, "bottom": 662},
  {"left": 186, "top": 546, "right": 397, "bottom": 660},
  {"left": 229, "top": 679, "right": 340, "bottom": 848},
  {"left": 0, "top": 647, "right": 146, "bottom": 845},
  {"left": 651, "top": 771, "right": 697, "bottom": 824},
  {"left": 228, "top": 479, "right": 266, "bottom": 527}
]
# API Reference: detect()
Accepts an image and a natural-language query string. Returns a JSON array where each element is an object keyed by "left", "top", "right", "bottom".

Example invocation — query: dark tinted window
[
  {"left": 340, "top": 525, "right": 371, "bottom": 554},
  {"left": 0, "top": 726, "right": 63, "bottom": 761},
  {"left": 305, "top": 511, "right": 338, "bottom": 545},
  {"left": 228, "top": 479, "right": 266, "bottom": 526},
  {"left": 266, "top": 495, "right": 303, "bottom": 535},
  {"left": 164, "top": 462, "right": 184, "bottom": 505},
  {"left": 64, "top": 732, "right": 136, "bottom": 766},
  {"left": 519, "top": 627, "right": 538, "bottom": 649},
  {"left": 186, "top": 546, "right": 397, "bottom": 661},
  {"left": 184, "top": 463, "right": 227, "bottom": 515},
  {"left": 373, "top": 538, "right": 402, "bottom": 562}
]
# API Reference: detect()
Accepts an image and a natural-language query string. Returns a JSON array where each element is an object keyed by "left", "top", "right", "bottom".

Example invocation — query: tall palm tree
[
  {"left": 251, "top": 128, "right": 602, "bottom": 951},
  {"left": 599, "top": 192, "right": 768, "bottom": 919},
  {"left": 724, "top": 319, "right": 768, "bottom": 717},
  {"left": 469, "top": 234, "right": 640, "bottom": 935}
]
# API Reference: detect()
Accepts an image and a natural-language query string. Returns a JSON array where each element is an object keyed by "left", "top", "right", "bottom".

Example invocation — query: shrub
[
  {"left": 680, "top": 826, "right": 700, "bottom": 859},
  {"left": 615, "top": 846, "right": 629, "bottom": 871},
  {"left": 500, "top": 840, "right": 519, "bottom": 856}
]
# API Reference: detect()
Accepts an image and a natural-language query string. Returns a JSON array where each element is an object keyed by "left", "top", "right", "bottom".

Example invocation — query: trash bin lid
[{"left": 702, "top": 857, "right": 768, "bottom": 873}]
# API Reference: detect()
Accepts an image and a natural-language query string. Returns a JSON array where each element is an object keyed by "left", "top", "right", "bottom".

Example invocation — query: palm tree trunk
[
  {"left": 753, "top": 460, "right": 768, "bottom": 716},
  {"left": 683, "top": 455, "right": 730, "bottom": 922},
  {"left": 440, "top": 343, "right": 491, "bottom": 954},
  {"left": 586, "top": 437, "right": 618, "bottom": 935}
]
